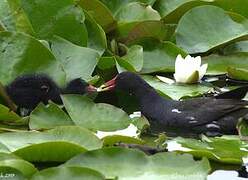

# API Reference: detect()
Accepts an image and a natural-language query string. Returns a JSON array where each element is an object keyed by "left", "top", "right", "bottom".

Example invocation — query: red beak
[
  {"left": 97, "top": 76, "right": 117, "bottom": 92},
  {"left": 86, "top": 84, "right": 97, "bottom": 93}
]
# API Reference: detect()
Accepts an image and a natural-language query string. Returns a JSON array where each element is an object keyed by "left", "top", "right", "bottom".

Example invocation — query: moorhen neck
[
  {"left": 6, "top": 74, "right": 96, "bottom": 114},
  {"left": 99, "top": 72, "right": 248, "bottom": 136}
]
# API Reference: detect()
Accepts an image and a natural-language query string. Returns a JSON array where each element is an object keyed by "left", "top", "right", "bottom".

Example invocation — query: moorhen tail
[
  {"left": 99, "top": 72, "right": 248, "bottom": 136},
  {"left": 6, "top": 74, "right": 96, "bottom": 114}
]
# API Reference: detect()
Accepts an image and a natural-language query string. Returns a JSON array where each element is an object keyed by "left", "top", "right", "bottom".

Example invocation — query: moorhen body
[
  {"left": 6, "top": 74, "right": 96, "bottom": 114},
  {"left": 99, "top": 72, "right": 248, "bottom": 136}
]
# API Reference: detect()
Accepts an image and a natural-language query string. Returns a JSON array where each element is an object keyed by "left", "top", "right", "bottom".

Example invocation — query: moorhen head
[
  {"left": 6, "top": 74, "right": 96, "bottom": 114},
  {"left": 99, "top": 72, "right": 248, "bottom": 137}
]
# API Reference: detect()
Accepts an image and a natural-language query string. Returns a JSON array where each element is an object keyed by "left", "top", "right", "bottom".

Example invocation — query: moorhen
[
  {"left": 5, "top": 74, "right": 96, "bottom": 114},
  {"left": 98, "top": 72, "right": 248, "bottom": 136}
]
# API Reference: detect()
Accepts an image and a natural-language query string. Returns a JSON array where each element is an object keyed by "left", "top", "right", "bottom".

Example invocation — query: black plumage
[
  {"left": 6, "top": 74, "right": 96, "bottom": 113},
  {"left": 100, "top": 72, "right": 248, "bottom": 136}
]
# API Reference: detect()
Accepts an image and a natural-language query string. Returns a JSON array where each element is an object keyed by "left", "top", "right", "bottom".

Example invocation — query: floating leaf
[
  {"left": 167, "top": 136, "right": 248, "bottom": 164},
  {"left": 76, "top": 0, "right": 116, "bottom": 32},
  {"left": 140, "top": 41, "right": 187, "bottom": 74},
  {"left": 84, "top": 11, "right": 107, "bottom": 55},
  {"left": 202, "top": 53, "right": 248, "bottom": 75},
  {"left": 30, "top": 167, "right": 105, "bottom": 180},
  {"left": 49, "top": 36, "right": 100, "bottom": 82},
  {"left": 125, "top": 21, "right": 176, "bottom": 44},
  {"left": 0, "top": 126, "right": 102, "bottom": 162},
  {"left": 65, "top": 147, "right": 210, "bottom": 180},
  {"left": 176, "top": 5, "right": 248, "bottom": 54},
  {"left": 227, "top": 67, "right": 248, "bottom": 81},
  {"left": 0, "top": 153, "right": 37, "bottom": 178},
  {"left": 0, "top": 31, "right": 65, "bottom": 86},
  {"left": 20, "top": 0, "right": 87, "bottom": 46},
  {"left": 62, "top": 95, "right": 130, "bottom": 131},
  {"left": 116, "top": 45, "right": 143, "bottom": 72},
  {"left": 29, "top": 102, "right": 73, "bottom": 130},
  {"left": 0, "top": 0, "right": 34, "bottom": 34}
]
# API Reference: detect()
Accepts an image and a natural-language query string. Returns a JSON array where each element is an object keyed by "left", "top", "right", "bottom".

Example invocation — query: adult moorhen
[
  {"left": 6, "top": 74, "right": 96, "bottom": 114},
  {"left": 98, "top": 72, "right": 248, "bottom": 136}
]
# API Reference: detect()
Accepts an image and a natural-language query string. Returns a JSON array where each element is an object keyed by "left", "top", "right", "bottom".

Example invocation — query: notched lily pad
[
  {"left": 65, "top": 147, "right": 210, "bottom": 180},
  {"left": 62, "top": 95, "right": 130, "bottom": 131},
  {"left": 30, "top": 166, "right": 105, "bottom": 180},
  {"left": 0, "top": 126, "right": 102, "bottom": 162}
]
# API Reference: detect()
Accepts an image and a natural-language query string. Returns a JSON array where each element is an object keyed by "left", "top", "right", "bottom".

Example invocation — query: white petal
[{"left": 198, "top": 63, "right": 208, "bottom": 80}]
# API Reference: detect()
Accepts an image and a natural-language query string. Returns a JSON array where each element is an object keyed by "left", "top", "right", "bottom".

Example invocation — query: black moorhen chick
[
  {"left": 98, "top": 72, "right": 248, "bottom": 136},
  {"left": 6, "top": 74, "right": 96, "bottom": 114}
]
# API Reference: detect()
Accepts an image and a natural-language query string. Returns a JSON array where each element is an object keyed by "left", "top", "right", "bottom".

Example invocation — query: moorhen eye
[
  {"left": 98, "top": 72, "right": 248, "bottom": 137},
  {"left": 40, "top": 85, "right": 49, "bottom": 92}
]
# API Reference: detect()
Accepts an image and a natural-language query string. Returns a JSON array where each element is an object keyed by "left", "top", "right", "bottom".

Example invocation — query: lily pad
[
  {"left": 125, "top": 21, "right": 176, "bottom": 44},
  {"left": 167, "top": 135, "right": 248, "bottom": 164},
  {"left": 49, "top": 36, "right": 100, "bottom": 82},
  {"left": 30, "top": 167, "right": 105, "bottom": 180},
  {"left": 142, "top": 75, "right": 212, "bottom": 100},
  {"left": 223, "top": 40, "right": 248, "bottom": 55},
  {"left": 62, "top": 95, "right": 130, "bottom": 131},
  {"left": 140, "top": 41, "right": 187, "bottom": 74},
  {"left": 116, "top": 45, "right": 143, "bottom": 72},
  {"left": 0, "top": 153, "right": 37, "bottom": 178},
  {"left": 20, "top": 0, "right": 87, "bottom": 46},
  {"left": 29, "top": 102, "right": 73, "bottom": 130},
  {"left": 176, "top": 5, "right": 248, "bottom": 54},
  {"left": 0, "top": 0, "right": 34, "bottom": 34},
  {"left": 202, "top": 53, "right": 248, "bottom": 75},
  {"left": 84, "top": 11, "right": 107, "bottom": 55},
  {"left": 227, "top": 67, "right": 248, "bottom": 81},
  {"left": 0, "top": 31, "right": 65, "bottom": 86},
  {"left": 115, "top": 2, "right": 160, "bottom": 38},
  {"left": 0, "top": 104, "right": 21, "bottom": 123},
  {"left": 0, "top": 126, "right": 102, "bottom": 162},
  {"left": 65, "top": 147, "right": 210, "bottom": 180},
  {"left": 76, "top": 0, "right": 116, "bottom": 32}
]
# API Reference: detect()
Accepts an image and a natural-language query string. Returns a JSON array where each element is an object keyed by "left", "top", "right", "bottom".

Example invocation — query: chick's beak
[
  {"left": 86, "top": 84, "right": 97, "bottom": 93},
  {"left": 97, "top": 76, "right": 117, "bottom": 92}
]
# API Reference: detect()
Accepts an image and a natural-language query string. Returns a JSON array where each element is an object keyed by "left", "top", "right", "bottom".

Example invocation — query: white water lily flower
[
  {"left": 174, "top": 54, "right": 208, "bottom": 84},
  {"left": 96, "top": 124, "right": 139, "bottom": 139}
]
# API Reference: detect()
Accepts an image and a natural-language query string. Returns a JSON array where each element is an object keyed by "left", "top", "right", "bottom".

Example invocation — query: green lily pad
[
  {"left": 116, "top": 45, "right": 143, "bottom": 72},
  {"left": 65, "top": 147, "right": 210, "bottom": 180},
  {"left": 115, "top": 2, "right": 160, "bottom": 38},
  {"left": 102, "top": 135, "right": 144, "bottom": 146},
  {"left": 202, "top": 53, "right": 248, "bottom": 75},
  {"left": 0, "top": 153, "right": 37, "bottom": 178},
  {"left": 0, "top": 126, "right": 102, "bottom": 162},
  {"left": 0, "top": 31, "right": 65, "bottom": 86},
  {"left": 49, "top": 36, "right": 100, "bottom": 82},
  {"left": 176, "top": 5, "right": 248, "bottom": 54},
  {"left": 20, "top": 0, "right": 87, "bottom": 46},
  {"left": 125, "top": 21, "right": 176, "bottom": 44},
  {"left": 30, "top": 167, "right": 105, "bottom": 180},
  {"left": 167, "top": 136, "right": 248, "bottom": 164},
  {"left": 76, "top": 0, "right": 116, "bottom": 32},
  {"left": 140, "top": 41, "right": 187, "bottom": 74},
  {"left": 0, "top": 0, "right": 34, "bottom": 34},
  {"left": 142, "top": 75, "right": 212, "bottom": 100},
  {"left": 29, "top": 102, "right": 73, "bottom": 130},
  {"left": 0, "top": 104, "right": 21, "bottom": 123},
  {"left": 227, "top": 67, "right": 248, "bottom": 81},
  {"left": 223, "top": 40, "right": 248, "bottom": 55},
  {"left": 62, "top": 95, "right": 130, "bottom": 131},
  {"left": 84, "top": 11, "right": 107, "bottom": 55}
]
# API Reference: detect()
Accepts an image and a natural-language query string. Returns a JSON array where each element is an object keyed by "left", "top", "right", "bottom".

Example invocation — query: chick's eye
[{"left": 41, "top": 85, "right": 49, "bottom": 92}]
